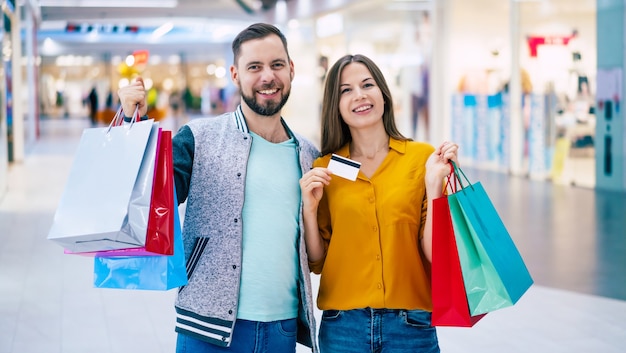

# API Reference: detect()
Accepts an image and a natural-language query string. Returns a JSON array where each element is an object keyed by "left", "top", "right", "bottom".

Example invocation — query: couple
[{"left": 118, "top": 23, "right": 459, "bottom": 353}]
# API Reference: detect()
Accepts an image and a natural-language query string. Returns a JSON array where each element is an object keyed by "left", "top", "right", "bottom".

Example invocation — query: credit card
[{"left": 327, "top": 154, "right": 361, "bottom": 181}]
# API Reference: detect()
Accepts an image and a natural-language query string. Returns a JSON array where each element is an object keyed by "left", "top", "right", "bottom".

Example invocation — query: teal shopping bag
[
  {"left": 448, "top": 193, "right": 513, "bottom": 315},
  {"left": 449, "top": 162, "right": 533, "bottom": 315},
  {"left": 93, "top": 187, "right": 188, "bottom": 290}
]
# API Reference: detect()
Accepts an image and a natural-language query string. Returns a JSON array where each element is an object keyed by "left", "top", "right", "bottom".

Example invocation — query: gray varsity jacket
[{"left": 171, "top": 105, "right": 319, "bottom": 352}]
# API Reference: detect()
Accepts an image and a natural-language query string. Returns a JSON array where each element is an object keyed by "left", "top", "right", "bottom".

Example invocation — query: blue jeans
[
  {"left": 319, "top": 308, "right": 440, "bottom": 353},
  {"left": 176, "top": 318, "right": 297, "bottom": 353}
]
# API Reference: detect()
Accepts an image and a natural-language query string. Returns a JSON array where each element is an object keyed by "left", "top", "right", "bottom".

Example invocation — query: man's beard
[{"left": 241, "top": 87, "right": 290, "bottom": 116}]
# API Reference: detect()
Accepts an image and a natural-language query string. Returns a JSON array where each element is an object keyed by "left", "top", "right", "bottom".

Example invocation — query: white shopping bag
[{"left": 48, "top": 118, "right": 159, "bottom": 252}]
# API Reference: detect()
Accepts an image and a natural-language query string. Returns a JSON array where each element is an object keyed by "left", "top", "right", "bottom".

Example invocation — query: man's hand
[{"left": 117, "top": 77, "right": 148, "bottom": 118}]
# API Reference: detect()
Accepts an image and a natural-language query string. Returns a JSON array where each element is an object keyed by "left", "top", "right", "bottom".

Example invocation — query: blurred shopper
[
  {"left": 410, "top": 63, "right": 429, "bottom": 140},
  {"left": 106, "top": 90, "right": 114, "bottom": 110},
  {"left": 117, "top": 23, "right": 318, "bottom": 353},
  {"left": 299, "top": 54, "right": 459, "bottom": 353},
  {"left": 169, "top": 90, "right": 181, "bottom": 112},
  {"left": 87, "top": 86, "right": 98, "bottom": 126}
]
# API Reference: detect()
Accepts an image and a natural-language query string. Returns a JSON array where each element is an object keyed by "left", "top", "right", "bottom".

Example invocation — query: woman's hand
[
  {"left": 422, "top": 141, "right": 460, "bottom": 262},
  {"left": 299, "top": 167, "right": 332, "bottom": 214},
  {"left": 300, "top": 167, "right": 332, "bottom": 263},
  {"left": 425, "top": 141, "right": 459, "bottom": 195}
]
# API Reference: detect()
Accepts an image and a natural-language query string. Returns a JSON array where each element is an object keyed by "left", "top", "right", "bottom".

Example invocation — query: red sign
[
  {"left": 526, "top": 34, "right": 576, "bottom": 57},
  {"left": 133, "top": 50, "right": 149, "bottom": 66}
]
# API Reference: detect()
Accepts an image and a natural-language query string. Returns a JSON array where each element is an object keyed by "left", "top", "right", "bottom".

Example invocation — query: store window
[{"left": 520, "top": 4, "right": 597, "bottom": 188}]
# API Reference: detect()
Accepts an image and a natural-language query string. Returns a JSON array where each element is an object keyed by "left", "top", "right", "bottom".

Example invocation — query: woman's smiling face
[{"left": 338, "top": 62, "right": 385, "bottom": 130}]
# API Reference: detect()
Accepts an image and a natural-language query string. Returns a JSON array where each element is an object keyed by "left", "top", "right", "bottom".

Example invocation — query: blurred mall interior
[
  {"left": 0, "top": 0, "right": 625, "bottom": 352},
  {"left": 3, "top": 0, "right": 625, "bottom": 193}
]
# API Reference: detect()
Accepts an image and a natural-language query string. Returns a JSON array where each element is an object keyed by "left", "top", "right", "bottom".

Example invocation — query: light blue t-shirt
[{"left": 237, "top": 132, "right": 301, "bottom": 322}]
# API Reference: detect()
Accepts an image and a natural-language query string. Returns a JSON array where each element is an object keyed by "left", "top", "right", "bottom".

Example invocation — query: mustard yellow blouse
[{"left": 309, "top": 138, "right": 435, "bottom": 312}]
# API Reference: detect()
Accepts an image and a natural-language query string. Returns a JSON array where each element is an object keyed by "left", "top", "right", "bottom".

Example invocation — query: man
[{"left": 118, "top": 23, "right": 318, "bottom": 353}]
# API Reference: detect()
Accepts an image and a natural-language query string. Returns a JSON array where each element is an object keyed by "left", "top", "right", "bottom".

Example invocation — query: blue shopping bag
[
  {"left": 450, "top": 162, "right": 533, "bottom": 315},
  {"left": 93, "top": 187, "right": 187, "bottom": 290}
]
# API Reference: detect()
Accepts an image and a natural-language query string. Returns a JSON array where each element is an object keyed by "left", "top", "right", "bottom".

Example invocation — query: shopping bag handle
[
  {"left": 107, "top": 105, "right": 142, "bottom": 132},
  {"left": 450, "top": 161, "right": 473, "bottom": 191},
  {"left": 444, "top": 162, "right": 460, "bottom": 194}
]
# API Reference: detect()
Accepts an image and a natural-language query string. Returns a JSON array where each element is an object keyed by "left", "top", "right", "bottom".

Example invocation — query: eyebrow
[
  {"left": 244, "top": 58, "right": 288, "bottom": 67},
  {"left": 340, "top": 77, "right": 374, "bottom": 87}
]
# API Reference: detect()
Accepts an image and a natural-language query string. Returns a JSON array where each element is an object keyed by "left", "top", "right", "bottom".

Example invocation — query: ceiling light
[
  {"left": 152, "top": 22, "right": 174, "bottom": 39},
  {"left": 39, "top": 0, "right": 178, "bottom": 8}
]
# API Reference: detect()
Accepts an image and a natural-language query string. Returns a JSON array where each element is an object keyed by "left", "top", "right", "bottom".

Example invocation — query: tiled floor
[{"left": 1, "top": 116, "right": 625, "bottom": 353}]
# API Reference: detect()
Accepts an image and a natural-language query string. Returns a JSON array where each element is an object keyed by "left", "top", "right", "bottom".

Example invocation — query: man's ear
[{"left": 230, "top": 65, "right": 240, "bottom": 88}]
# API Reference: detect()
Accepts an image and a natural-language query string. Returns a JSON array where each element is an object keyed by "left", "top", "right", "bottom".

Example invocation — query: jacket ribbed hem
[{"left": 175, "top": 306, "right": 234, "bottom": 347}]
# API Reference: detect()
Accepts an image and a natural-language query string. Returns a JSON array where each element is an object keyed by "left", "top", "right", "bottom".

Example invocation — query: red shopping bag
[
  {"left": 145, "top": 129, "right": 174, "bottom": 255},
  {"left": 431, "top": 172, "right": 486, "bottom": 327}
]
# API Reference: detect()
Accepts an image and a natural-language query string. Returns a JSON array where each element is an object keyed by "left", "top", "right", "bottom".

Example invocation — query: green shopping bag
[{"left": 449, "top": 162, "right": 533, "bottom": 316}]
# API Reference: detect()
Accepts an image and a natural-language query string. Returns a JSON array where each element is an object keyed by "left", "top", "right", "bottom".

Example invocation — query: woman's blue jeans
[
  {"left": 175, "top": 318, "right": 297, "bottom": 353},
  {"left": 319, "top": 308, "right": 440, "bottom": 353}
]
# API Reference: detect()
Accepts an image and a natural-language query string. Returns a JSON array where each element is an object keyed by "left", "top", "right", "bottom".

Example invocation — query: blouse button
[
  {"left": 372, "top": 226, "right": 378, "bottom": 232},
  {"left": 377, "top": 283, "right": 383, "bottom": 289}
]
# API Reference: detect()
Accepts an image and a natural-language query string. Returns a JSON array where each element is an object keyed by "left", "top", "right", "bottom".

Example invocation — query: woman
[{"left": 300, "top": 54, "right": 459, "bottom": 352}]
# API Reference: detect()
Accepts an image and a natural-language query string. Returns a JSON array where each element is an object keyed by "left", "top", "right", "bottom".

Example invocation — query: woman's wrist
[{"left": 425, "top": 175, "right": 444, "bottom": 199}]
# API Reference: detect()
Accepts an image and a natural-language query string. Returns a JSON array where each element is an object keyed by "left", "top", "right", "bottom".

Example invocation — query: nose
[
  {"left": 353, "top": 87, "right": 366, "bottom": 100},
  {"left": 260, "top": 66, "right": 276, "bottom": 83}
]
